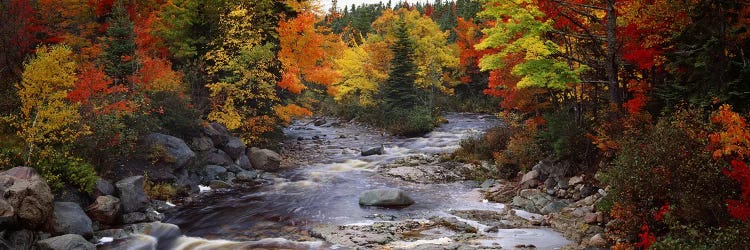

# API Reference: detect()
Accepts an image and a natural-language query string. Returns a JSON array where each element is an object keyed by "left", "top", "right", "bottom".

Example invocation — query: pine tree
[
  {"left": 382, "top": 18, "right": 419, "bottom": 111},
  {"left": 102, "top": 0, "right": 138, "bottom": 87}
]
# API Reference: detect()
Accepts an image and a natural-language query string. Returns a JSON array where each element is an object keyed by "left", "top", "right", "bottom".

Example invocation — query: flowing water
[{"left": 144, "top": 113, "right": 570, "bottom": 249}]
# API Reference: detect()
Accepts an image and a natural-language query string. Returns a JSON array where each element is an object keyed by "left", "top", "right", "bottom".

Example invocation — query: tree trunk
[{"left": 605, "top": 0, "right": 621, "bottom": 106}]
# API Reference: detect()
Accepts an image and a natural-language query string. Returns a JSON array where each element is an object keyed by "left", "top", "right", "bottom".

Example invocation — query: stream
[{"left": 155, "top": 113, "right": 571, "bottom": 249}]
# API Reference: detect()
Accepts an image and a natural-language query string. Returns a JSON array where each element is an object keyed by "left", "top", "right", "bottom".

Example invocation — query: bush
[
  {"left": 382, "top": 106, "right": 436, "bottom": 136},
  {"left": 539, "top": 110, "right": 590, "bottom": 161},
  {"left": 146, "top": 91, "right": 201, "bottom": 138},
  {"left": 603, "top": 107, "right": 740, "bottom": 245},
  {"left": 144, "top": 175, "right": 179, "bottom": 201},
  {"left": 33, "top": 153, "right": 98, "bottom": 192}
]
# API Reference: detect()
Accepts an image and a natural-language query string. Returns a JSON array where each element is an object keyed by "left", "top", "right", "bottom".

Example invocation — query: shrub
[
  {"left": 383, "top": 106, "right": 436, "bottom": 136},
  {"left": 33, "top": 153, "right": 98, "bottom": 192},
  {"left": 539, "top": 110, "right": 590, "bottom": 161},
  {"left": 603, "top": 106, "right": 740, "bottom": 245},
  {"left": 144, "top": 175, "right": 179, "bottom": 201},
  {"left": 146, "top": 91, "right": 201, "bottom": 138}
]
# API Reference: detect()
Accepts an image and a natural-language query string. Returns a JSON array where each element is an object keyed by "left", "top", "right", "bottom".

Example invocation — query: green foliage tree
[
  {"left": 382, "top": 18, "right": 420, "bottom": 110},
  {"left": 102, "top": 0, "right": 139, "bottom": 87}
]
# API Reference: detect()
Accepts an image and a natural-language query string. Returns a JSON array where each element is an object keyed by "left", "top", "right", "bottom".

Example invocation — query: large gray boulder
[
  {"left": 85, "top": 195, "right": 121, "bottom": 225},
  {"left": 190, "top": 135, "right": 214, "bottom": 152},
  {"left": 50, "top": 202, "right": 93, "bottom": 238},
  {"left": 248, "top": 147, "right": 281, "bottom": 172},
  {"left": 237, "top": 155, "right": 253, "bottom": 170},
  {"left": 204, "top": 122, "right": 232, "bottom": 147},
  {"left": 358, "top": 188, "right": 414, "bottom": 207},
  {"left": 37, "top": 234, "right": 95, "bottom": 250},
  {"left": 220, "top": 137, "right": 246, "bottom": 160},
  {"left": 203, "top": 148, "right": 234, "bottom": 166},
  {"left": 141, "top": 133, "right": 196, "bottom": 168},
  {"left": 0, "top": 167, "right": 54, "bottom": 229},
  {"left": 115, "top": 176, "right": 149, "bottom": 213}
]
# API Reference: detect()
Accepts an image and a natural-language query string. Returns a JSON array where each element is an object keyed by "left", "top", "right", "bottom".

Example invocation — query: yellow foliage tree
[
  {"left": 333, "top": 41, "right": 391, "bottom": 106},
  {"left": 204, "top": 4, "right": 280, "bottom": 144},
  {"left": 17, "top": 45, "right": 90, "bottom": 164}
]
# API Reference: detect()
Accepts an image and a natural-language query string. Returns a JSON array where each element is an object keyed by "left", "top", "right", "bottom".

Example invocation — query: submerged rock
[
  {"left": 359, "top": 188, "right": 414, "bottom": 207},
  {"left": 361, "top": 145, "right": 384, "bottom": 156}
]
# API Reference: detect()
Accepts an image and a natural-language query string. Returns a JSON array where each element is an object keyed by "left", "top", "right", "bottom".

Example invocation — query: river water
[{"left": 158, "top": 113, "right": 571, "bottom": 249}]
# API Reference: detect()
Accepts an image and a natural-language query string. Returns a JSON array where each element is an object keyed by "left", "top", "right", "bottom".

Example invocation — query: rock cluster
[
  {"left": 483, "top": 158, "right": 610, "bottom": 248},
  {"left": 0, "top": 122, "right": 284, "bottom": 249}
]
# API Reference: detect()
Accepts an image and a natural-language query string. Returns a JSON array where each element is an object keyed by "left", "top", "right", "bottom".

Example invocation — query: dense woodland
[{"left": 1, "top": 0, "right": 750, "bottom": 248}]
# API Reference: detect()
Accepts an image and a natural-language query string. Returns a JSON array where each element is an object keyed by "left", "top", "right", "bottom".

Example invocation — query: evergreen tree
[
  {"left": 382, "top": 18, "right": 420, "bottom": 110},
  {"left": 102, "top": 0, "right": 138, "bottom": 87}
]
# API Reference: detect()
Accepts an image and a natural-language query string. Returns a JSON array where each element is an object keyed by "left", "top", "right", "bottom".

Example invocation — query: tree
[
  {"left": 371, "top": 8, "right": 458, "bottom": 93},
  {"left": 382, "top": 18, "right": 420, "bottom": 110},
  {"left": 17, "top": 45, "right": 88, "bottom": 162},
  {"left": 476, "top": 0, "right": 581, "bottom": 92},
  {"left": 277, "top": 10, "right": 344, "bottom": 95},
  {"left": 102, "top": 0, "right": 138, "bottom": 87},
  {"left": 204, "top": 3, "right": 280, "bottom": 144},
  {"left": 0, "top": 0, "right": 45, "bottom": 114}
]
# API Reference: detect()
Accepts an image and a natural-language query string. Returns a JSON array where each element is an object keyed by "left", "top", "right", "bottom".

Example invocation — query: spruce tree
[
  {"left": 102, "top": 0, "right": 138, "bottom": 87},
  {"left": 382, "top": 18, "right": 419, "bottom": 111}
]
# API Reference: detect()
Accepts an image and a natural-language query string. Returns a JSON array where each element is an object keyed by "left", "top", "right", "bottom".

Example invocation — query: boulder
[
  {"left": 358, "top": 188, "right": 414, "bottom": 207},
  {"left": 92, "top": 178, "right": 115, "bottom": 197},
  {"left": 142, "top": 133, "right": 196, "bottom": 168},
  {"left": 568, "top": 176, "right": 584, "bottom": 186},
  {"left": 50, "top": 202, "right": 93, "bottom": 238},
  {"left": 0, "top": 167, "right": 54, "bottom": 229},
  {"left": 237, "top": 155, "right": 253, "bottom": 170},
  {"left": 37, "top": 234, "right": 95, "bottom": 250},
  {"left": 220, "top": 137, "right": 246, "bottom": 160},
  {"left": 204, "top": 122, "right": 231, "bottom": 147},
  {"left": 122, "top": 212, "right": 147, "bottom": 224},
  {"left": 235, "top": 171, "right": 258, "bottom": 182},
  {"left": 203, "top": 165, "right": 227, "bottom": 181},
  {"left": 361, "top": 145, "right": 384, "bottom": 156},
  {"left": 85, "top": 195, "right": 121, "bottom": 225},
  {"left": 540, "top": 200, "right": 569, "bottom": 214},
  {"left": 6, "top": 229, "right": 43, "bottom": 250},
  {"left": 190, "top": 136, "right": 214, "bottom": 152},
  {"left": 520, "top": 170, "right": 540, "bottom": 188},
  {"left": 225, "top": 164, "right": 245, "bottom": 174},
  {"left": 588, "top": 233, "right": 607, "bottom": 247},
  {"left": 511, "top": 189, "right": 555, "bottom": 214},
  {"left": 203, "top": 148, "right": 234, "bottom": 166},
  {"left": 248, "top": 148, "right": 281, "bottom": 172},
  {"left": 115, "top": 176, "right": 149, "bottom": 213}
]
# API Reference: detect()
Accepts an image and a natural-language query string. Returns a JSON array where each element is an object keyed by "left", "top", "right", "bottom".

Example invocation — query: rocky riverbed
[{"left": 1, "top": 113, "right": 607, "bottom": 249}]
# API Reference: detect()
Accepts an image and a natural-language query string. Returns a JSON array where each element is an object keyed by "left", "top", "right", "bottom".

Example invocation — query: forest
[{"left": 1, "top": 0, "right": 750, "bottom": 249}]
